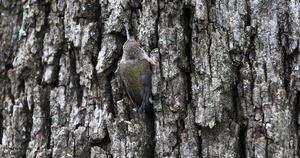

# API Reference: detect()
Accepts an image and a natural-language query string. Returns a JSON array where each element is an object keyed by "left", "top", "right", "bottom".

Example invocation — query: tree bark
[{"left": 0, "top": 0, "right": 299, "bottom": 157}]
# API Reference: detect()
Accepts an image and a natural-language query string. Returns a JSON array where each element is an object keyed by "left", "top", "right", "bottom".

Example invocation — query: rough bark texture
[{"left": 0, "top": 0, "right": 299, "bottom": 157}]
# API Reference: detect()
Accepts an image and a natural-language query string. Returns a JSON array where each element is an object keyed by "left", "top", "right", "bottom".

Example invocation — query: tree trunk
[{"left": 0, "top": 0, "right": 299, "bottom": 157}]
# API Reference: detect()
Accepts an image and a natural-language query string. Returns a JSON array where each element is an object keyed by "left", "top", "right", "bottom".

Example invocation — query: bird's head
[
  {"left": 121, "top": 27, "right": 156, "bottom": 65},
  {"left": 122, "top": 39, "right": 140, "bottom": 61}
]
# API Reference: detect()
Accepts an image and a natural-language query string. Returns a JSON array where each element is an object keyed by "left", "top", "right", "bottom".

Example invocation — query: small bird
[{"left": 118, "top": 27, "right": 155, "bottom": 114}]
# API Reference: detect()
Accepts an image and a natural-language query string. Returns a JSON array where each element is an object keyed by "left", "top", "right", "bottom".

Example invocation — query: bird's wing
[
  {"left": 123, "top": 80, "right": 138, "bottom": 108},
  {"left": 138, "top": 63, "right": 151, "bottom": 114},
  {"left": 119, "top": 61, "right": 143, "bottom": 109}
]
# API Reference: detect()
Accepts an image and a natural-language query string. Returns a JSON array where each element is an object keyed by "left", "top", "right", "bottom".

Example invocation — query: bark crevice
[{"left": 238, "top": 125, "right": 246, "bottom": 158}]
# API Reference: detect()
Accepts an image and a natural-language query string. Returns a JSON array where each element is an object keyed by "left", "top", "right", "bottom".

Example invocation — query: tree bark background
[{"left": 0, "top": 0, "right": 299, "bottom": 157}]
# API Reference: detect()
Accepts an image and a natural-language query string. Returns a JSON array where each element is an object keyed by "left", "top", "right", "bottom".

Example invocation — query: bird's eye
[{"left": 130, "top": 57, "right": 135, "bottom": 60}]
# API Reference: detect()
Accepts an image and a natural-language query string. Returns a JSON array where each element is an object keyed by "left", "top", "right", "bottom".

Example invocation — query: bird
[{"left": 118, "top": 27, "right": 156, "bottom": 114}]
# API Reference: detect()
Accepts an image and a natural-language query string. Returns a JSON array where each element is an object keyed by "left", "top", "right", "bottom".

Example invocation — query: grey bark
[{"left": 0, "top": 0, "right": 299, "bottom": 157}]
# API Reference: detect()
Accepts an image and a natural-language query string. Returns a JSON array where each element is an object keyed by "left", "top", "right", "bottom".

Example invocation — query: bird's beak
[{"left": 125, "top": 27, "right": 130, "bottom": 40}]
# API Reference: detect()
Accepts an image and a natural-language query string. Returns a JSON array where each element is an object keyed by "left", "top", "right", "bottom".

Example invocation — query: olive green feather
[{"left": 119, "top": 59, "right": 150, "bottom": 105}]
